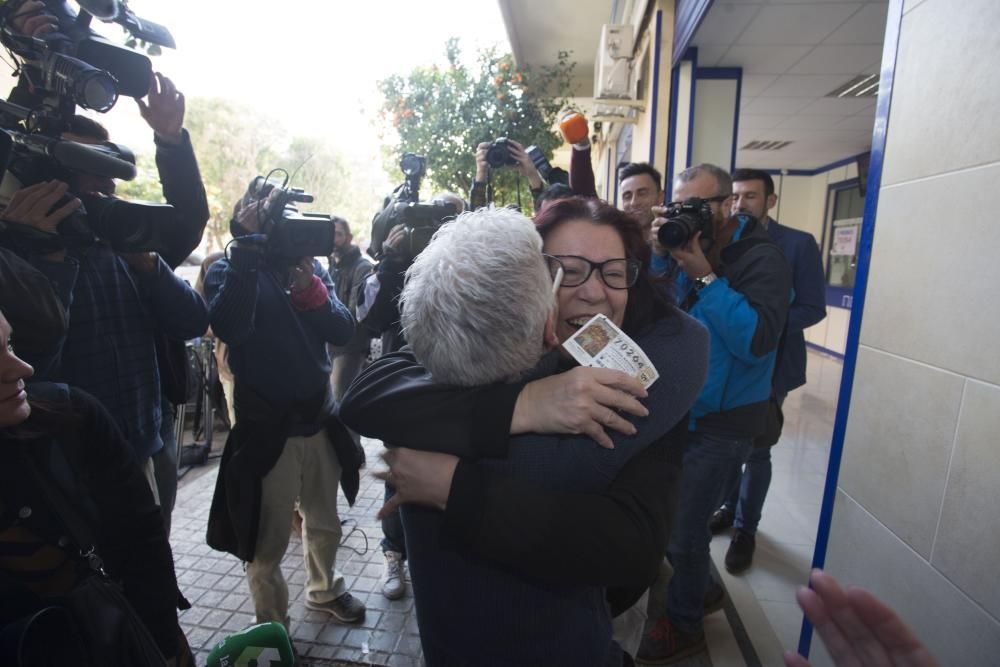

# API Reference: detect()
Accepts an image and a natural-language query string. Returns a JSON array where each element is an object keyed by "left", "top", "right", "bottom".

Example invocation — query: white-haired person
[{"left": 341, "top": 199, "right": 709, "bottom": 666}]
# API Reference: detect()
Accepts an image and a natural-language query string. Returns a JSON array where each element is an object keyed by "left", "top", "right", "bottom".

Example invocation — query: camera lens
[
  {"left": 486, "top": 143, "right": 507, "bottom": 168},
  {"left": 657, "top": 215, "right": 697, "bottom": 249},
  {"left": 486, "top": 138, "right": 517, "bottom": 168},
  {"left": 400, "top": 153, "right": 425, "bottom": 177}
]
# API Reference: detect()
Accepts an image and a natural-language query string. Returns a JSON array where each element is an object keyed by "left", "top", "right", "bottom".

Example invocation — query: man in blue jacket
[
  {"left": 639, "top": 164, "right": 791, "bottom": 663},
  {"left": 710, "top": 168, "right": 827, "bottom": 574}
]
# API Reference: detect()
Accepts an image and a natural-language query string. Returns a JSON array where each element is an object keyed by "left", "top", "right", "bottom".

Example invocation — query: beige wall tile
[
  {"left": 882, "top": 0, "right": 1000, "bottom": 185},
  {"left": 860, "top": 163, "right": 1000, "bottom": 385},
  {"left": 931, "top": 380, "right": 1000, "bottom": 617},
  {"left": 814, "top": 491, "right": 1000, "bottom": 667},
  {"left": 839, "top": 347, "right": 963, "bottom": 557}
]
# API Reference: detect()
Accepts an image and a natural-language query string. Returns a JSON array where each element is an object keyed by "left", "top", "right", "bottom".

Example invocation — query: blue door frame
[{"left": 797, "top": 0, "right": 906, "bottom": 657}]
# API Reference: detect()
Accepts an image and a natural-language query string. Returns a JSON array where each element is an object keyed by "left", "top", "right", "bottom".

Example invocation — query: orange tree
[{"left": 377, "top": 38, "right": 575, "bottom": 207}]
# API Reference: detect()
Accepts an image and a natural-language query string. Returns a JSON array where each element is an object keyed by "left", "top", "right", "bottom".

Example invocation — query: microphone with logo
[{"left": 206, "top": 621, "right": 296, "bottom": 667}]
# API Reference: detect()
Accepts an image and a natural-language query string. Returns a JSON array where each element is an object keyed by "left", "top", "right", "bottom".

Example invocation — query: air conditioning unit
[{"left": 594, "top": 24, "right": 636, "bottom": 100}]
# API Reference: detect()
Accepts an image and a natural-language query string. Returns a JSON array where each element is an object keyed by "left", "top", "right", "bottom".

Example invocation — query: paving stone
[
  {"left": 292, "top": 620, "right": 325, "bottom": 642},
  {"left": 184, "top": 625, "right": 216, "bottom": 652},
  {"left": 340, "top": 559, "right": 365, "bottom": 575},
  {"left": 217, "top": 591, "right": 246, "bottom": 611},
  {"left": 178, "top": 605, "right": 210, "bottom": 626},
  {"left": 172, "top": 442, "right": 423, "bottom": 664},
  {"left": 199, "top": 608, "right": 233, "bottom": 630},
  {"left": 395, "top": 635, "right": 422, "bottom": 656},
  {"left": 377, "top": 611, "right": 406, "bottom": 634},
  {"left": 387, "top": 653, "right": 421, "bottom": 667},
  {"left": 353, "top": 576, "right": 379, "bottom": 595},
  {"left": 317, "top": 623, "right": 349, "bottom": 645},
  {"left": 194, "top": 571, "right": 223, "bottom": 589},
  {"left": 196, "top": 588, "right": 227, "bottom": 608},
  {"left": 343, "top": 627, "right": 371, "bottom": 649},
  {"left": 366, "top": 628, "right": 400, "bottom": 653},
  {"left": 222, "top": 611, "right": 256, "bottom": 633},
  {"left": 214, "top": 574, "right": 244, "bottom": 593}
]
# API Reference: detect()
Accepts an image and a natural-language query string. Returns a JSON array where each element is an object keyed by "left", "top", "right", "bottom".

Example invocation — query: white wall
[
  {"left": 668, "top": 59, "right": 694, "bottom": 183},
  {"left": 595, "top": 0, "right": 675, "bottom": 203},
  {"left": 690, "top": 78, "right": 737, "bottom": 171},
  {"left": 813, "top": 0, "right": 1000, "bottom": 663}
]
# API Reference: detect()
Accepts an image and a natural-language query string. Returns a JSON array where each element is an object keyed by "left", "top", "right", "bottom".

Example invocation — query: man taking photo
[
  {"left": 639, "top": 163, "right": 791, "bottom": 664},
  {"left": 709, "top": 168, "right": 827, "bottom": 573}
]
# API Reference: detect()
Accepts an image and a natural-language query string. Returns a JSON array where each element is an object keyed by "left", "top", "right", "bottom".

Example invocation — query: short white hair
[{"left": 401, "top": 206, "right": 553, "bottom": 386}]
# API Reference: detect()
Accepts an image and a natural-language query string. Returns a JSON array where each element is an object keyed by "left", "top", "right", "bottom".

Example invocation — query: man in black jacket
[
  {"left": 328, "top": 217, "right": 373, "bottom": 404},
  {"left": 205, "top": 194, "right": 366, "bottom": 631}
]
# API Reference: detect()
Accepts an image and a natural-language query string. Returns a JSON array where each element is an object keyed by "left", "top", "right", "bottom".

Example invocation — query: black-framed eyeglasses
[{"left": 544, "top": 254, "right": 640, "bottom": 290}]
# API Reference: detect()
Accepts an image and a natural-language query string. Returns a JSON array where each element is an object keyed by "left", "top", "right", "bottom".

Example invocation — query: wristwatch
[{"left": 694, "top": 272, "right": 718, "bottom": 290}]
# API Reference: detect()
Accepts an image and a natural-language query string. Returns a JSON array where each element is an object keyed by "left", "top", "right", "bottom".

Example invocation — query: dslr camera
[
  {"left": 369, "top": 153, "right": 458, "bottom": 260},
  {"left": 657, "top": 198, "right": 717, "bottom": 249},
  {"left": 232, "top": 174, "right": 336, "bottom": 262},
  {"left": 485, "top": 137, "right": 518, "bottom": 168},
  {"left": 0, "top": 0, "right": 179, "bottom": 254}
]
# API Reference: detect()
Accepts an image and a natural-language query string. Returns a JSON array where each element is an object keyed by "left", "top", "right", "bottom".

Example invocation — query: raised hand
[
  {"left": 137, "top": 72, "right": 185, "bottom": 144},
  {"left": 784, "top": 570, "right": 939, "bottom": 667}
]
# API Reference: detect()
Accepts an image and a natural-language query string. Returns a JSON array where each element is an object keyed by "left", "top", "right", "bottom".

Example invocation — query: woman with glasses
[{"left": 341, "top": 198, "right": 709, "bottom": 665}]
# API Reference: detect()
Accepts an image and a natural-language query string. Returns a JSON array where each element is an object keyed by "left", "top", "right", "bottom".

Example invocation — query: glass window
[{"left": 826, "top": 183, "right": 864, "bottom": 289}]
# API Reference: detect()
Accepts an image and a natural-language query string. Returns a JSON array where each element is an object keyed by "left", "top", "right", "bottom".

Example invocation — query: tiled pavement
[{"left": 170, "top": 437, "right": 423, "bottom": 666}]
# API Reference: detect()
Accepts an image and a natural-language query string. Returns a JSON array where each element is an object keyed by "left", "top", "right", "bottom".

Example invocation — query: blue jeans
[
  {"left": 153, "top": 398, "right": 178, "bottom": 537},
  {"left": 666, "top": 431, "right": 752, "bottom": 634},
  {"left": 722, "top": 447, "right": 771, "bottom": 535},
  {"left": 721, "top": 393, "right": 786, "bottom": 535},
  {"left": 381, "top": 482, "right": 407, "bottom": 559}
]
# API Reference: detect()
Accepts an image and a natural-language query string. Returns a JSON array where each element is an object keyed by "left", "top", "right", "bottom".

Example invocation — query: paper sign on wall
[{"left": 831, "top": 226, "right": 859, "bottom": 256}]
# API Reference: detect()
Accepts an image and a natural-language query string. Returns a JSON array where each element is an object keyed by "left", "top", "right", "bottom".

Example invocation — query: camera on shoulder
[{"left": 368, "top": 153, "right": 457, "bottom": 261}]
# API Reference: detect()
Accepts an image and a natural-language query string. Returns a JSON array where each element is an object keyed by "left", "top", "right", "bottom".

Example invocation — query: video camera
[
  {"left": 231, "top": 172, "right": 336, "bottom": 262},
  {"left": 369, "top": 152, "right": 457, "bottom": 260},
  {"left": 0, "top": 0, "right": 177, "bottom": 253}
]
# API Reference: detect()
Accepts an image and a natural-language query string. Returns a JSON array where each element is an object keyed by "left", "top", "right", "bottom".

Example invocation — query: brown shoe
[{"left": 636, "top": 616, "right": 706, "bottom": 664}]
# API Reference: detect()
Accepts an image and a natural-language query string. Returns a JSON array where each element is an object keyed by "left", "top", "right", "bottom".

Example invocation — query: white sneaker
[{"left": 382, "top": 550, "right": 406, "bottom": 600}]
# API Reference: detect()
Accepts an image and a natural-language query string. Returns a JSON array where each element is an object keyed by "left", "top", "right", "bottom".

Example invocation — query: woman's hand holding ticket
[{"left": 511, "top": 367, "right": 649, "bottom": 449}]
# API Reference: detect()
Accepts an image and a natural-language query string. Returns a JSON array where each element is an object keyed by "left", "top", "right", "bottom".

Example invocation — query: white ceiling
[
  {"left": 496, "top": 0, "right": 889, "bottom": 172},
  {"left": 498, "top": 0, "right": 610, "bottom": 95},
  {"left": 693, "top": 0, "right": 889, "bottom": 170}
]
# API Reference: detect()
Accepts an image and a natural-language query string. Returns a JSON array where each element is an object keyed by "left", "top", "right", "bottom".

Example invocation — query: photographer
[
  {"left": 0, "top": 4, "right": 210, "bottom": 530},
  {"left": 637, "top": 164, "right": 791, "bottom": 663},
  {"left": 357, "top": 173, "right": 465, "bottom": 601},
  {"left": 203, "top": 193, "right": 366, "bottom": 630},
  {"left": 469, "top": 138, "right": 545, "bottom": 210},
  {"left": 0, "top": 124, "right": 209, "bottom": 504}
]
